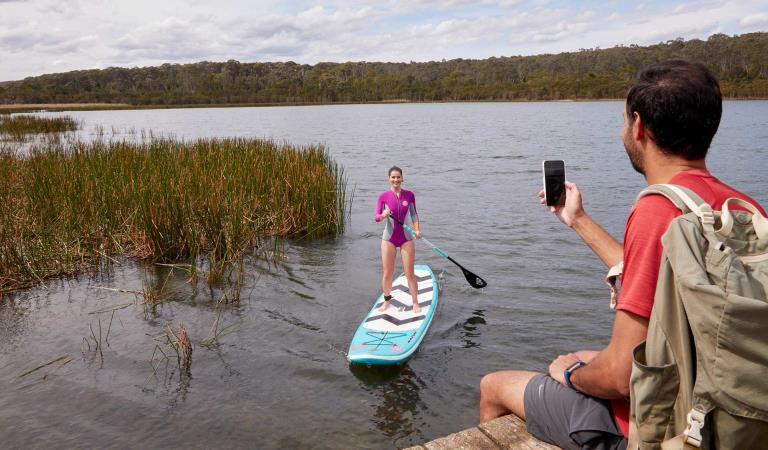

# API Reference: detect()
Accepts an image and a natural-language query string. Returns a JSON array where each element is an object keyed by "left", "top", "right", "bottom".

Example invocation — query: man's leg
[
  {"left": 479, "top": 370, "right": 539, "bottom": 422},
  {"left": 525, "top": 374, "right": 626, "bottom": 450}
]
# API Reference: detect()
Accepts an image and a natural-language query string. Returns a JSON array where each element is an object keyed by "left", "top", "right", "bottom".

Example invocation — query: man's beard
[{"left": 624, "top": 138, "right": 645, "bottom": 175}]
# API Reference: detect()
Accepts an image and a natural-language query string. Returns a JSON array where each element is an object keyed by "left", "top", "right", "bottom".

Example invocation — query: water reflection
[
  {"left": 0, "top": 292, "right": 34, "bottom": 347},
  {"left": 435, "top": 309, "right": 487, "bottom": 349},
  {"left": 349, "top": 363, "right": 427, "bottom": 441},
  {"left": 142, "top": 356, "right": 193, "bottom": 409},
  {"left": 349, "top": 361, "right": 408, "bottom": 384},
  {"left": 139, "top": 265, "right": 181, "bottom": 317},
  {"left": 462, "top": 309, "right": 486, "bottom": 349},
  {"left": 289, "top": 238, "right": 341, "bottom": 268}
]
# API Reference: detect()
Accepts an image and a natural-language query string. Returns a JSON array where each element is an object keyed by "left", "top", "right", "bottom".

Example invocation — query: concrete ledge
[{"left": 404, "top": 415, "right": 560, "bottom": 450}]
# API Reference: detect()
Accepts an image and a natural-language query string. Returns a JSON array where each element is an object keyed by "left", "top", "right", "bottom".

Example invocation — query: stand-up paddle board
[{"left": 348, "top": 264, "right": 438, "bottom": 365}]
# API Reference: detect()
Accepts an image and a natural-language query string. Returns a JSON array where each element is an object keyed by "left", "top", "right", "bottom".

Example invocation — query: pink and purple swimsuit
[{"left": 375, "top": 189, "right": 419, "bottom": 248}]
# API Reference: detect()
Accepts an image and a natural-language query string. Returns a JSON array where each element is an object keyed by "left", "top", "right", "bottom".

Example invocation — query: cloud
[
  {"left": 2, "top": 0, "right": 768, "bottom": 81},
  {"left": 740, "top": 12, "right": 768, "bottom": 27},
  {"left": 614, "top": 1, "right": 744, "bottom": 46},
  {"left": 0, "top": 27, "right": 76, "bottom": 52},
  {"left": 115, "top": 18, "right": 219, "bottom": 60},
  {"left": 671, "top": 1, "right": 724, "bottom": 15},
  {"left": 411, "top": 0, "right": 521, "bottom": 7},
  {"left": 626, "top": 21, "right": 720, "bottom": 44},
  {"left": 531, "top": 22, "right": 591, "bottom": 43},
  {"left": 497, "top": 8, "right": 599, "bottom": 45},
  {"left": 232, "top": 6, "right": 378, "bottom": 41},
  {"left": 575, "top": 10, "right": 598, "bottom": 21},
  {"left": 111, "top": 6, "right": 382, "bottom": 63}
]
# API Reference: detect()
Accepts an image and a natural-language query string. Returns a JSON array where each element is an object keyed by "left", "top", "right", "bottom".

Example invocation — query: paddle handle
[
  {"left": 407, "top": 228, "right": 449, "bottom": 259},
  {"left": 386, "top": 210, "right": 487, "bottom": 288},
  {"left": 386, "top": 213, "right": 448, "bottom": 259}
]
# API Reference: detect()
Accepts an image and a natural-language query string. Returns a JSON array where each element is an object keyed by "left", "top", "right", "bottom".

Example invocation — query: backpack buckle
[
  {"left": 698, "top": 204, "right": 716, "bottom": 226},
  {"left": 683, "top": 409, "right": 706, "bottom": 447}
]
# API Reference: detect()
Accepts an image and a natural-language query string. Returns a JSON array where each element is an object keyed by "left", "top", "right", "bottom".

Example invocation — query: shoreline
[{"left": 2, "top": 97, "right": 767, "bottom": 113}]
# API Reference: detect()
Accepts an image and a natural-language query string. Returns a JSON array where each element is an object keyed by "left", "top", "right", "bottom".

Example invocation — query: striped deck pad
[{"left": 348, "top": 265, "right": 439, "bottom": 365}]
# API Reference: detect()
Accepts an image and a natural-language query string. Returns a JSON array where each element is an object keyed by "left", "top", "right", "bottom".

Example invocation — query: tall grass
[
  {"left": 0, "top": 137, "right": 347, "bottom": 293},
  {"left": 0, "top": 114, "right": 80, "bottom": 139}
]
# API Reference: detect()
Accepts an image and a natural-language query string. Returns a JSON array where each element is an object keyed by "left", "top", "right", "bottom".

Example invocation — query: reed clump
[
  {"left": 0, "top": 114, "right": 80, "bottom": 139},
  {"left": 0, "top": 137, "right": 347, "bottom": 293},
  {"left": 166, "top": 323, "right": 193, "bottom": 373}
]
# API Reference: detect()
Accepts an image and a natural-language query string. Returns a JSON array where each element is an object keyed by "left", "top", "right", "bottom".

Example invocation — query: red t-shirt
[{"left": 611, "top": 169, "right": 765, "bottom": 437}]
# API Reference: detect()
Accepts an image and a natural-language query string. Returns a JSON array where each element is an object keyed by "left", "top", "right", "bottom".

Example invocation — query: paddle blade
[
  {"left": 447, "top": 256, "right": 487, "bottom": 289},
  {"left": 461, "top": 267, "right": 488, "bottom": 289}
]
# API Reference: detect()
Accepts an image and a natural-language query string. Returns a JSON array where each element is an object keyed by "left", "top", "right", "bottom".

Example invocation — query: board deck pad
[{"left": 348, "top": 265, "right": 439, "bottom": 365}]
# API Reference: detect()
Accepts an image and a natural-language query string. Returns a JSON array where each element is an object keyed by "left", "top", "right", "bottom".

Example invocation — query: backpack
[{"left": 626, "top": 184, "right": 768, "bottom": 450}]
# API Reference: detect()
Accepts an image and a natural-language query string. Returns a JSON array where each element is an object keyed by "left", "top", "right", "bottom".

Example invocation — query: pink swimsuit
[{"left": 374, "top": 189, "right": 418, "bottom": 248}]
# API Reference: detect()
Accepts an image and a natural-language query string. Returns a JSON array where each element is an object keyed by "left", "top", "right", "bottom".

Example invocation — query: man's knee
[
  {"left": 480, "top": 370, "right": 539, "bottom": 417},
  {"left": 479, "top": 371, "right": 497, "bottom": 396},
  {"left": 480, "top": 371, "right": 511, "bottom": 395}
]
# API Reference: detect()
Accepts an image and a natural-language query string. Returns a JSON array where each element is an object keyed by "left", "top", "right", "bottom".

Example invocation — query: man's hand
[
  {"left": 549, "top": 352, "right": 582, "bottom": 386},
  {"left": 538, "top": 181, "right": 585, "bottom": 227},
  {"left": 573, "top": 350, "right": 599, "bottom": 363}
]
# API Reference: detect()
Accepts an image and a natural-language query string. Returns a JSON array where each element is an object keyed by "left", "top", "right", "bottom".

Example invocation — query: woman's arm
[
  {"left": 375, "top": 195, "right": 389, "bottom": 222},
  {"left": 409, "top": 196, "right": 421, "bottom": 236}
]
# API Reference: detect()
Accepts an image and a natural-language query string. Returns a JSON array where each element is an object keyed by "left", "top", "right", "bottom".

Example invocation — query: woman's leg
[
  {"left": 400, "top": 240, "right": 420, "bottom": 314},
  {"left": 379, "top": 240, "right": 397, "bottom": 312}
]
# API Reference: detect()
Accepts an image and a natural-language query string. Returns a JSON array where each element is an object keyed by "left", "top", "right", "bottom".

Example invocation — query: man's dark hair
[{"left": 626, "top": 60, "right": 722, "bottom": 160}]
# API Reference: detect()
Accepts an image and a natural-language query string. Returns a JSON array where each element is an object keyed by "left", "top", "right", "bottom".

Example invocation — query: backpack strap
[
  {"left": 642, "top": 184, "right": 768, "bottom": 240},
  {"left": 605, "top": 261, "right": 623, "bottom": 311},
  {"left": 719, "top": 197, "right": 768, "bottom": 240},
  {"left": 612, "top": 184, "right": 720, "bottom": 314},
  {"left": 637, "top": 184, "right": 716, "bottom": 233},
  {"left": 610, "top": 184, "right": 715, "bottom": 315}
]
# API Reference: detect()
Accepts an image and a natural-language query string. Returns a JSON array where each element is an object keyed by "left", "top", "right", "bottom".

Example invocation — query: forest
[{"left": 1, "top": 32, "right": 766, "bottom": 105}]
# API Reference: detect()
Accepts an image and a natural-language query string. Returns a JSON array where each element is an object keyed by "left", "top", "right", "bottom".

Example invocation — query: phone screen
[{"left": 543, "top": 160, "right": 566, "bottom": 206}]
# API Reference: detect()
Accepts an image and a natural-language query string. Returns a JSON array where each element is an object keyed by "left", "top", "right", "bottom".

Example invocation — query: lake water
[{"left": 2, "top": 102, "right": 767, "bottom": 449}]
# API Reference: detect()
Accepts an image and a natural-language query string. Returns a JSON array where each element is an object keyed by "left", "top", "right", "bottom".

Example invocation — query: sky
[{"left": 1, "top": 0, "right": 768, "bottom": 82}]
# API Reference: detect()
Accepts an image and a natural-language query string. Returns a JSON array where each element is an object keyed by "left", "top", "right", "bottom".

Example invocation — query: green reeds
[
  {"left": 0, "top": 114, "right": 80, "bottom": 139},
  {"left": 0, "top": 137, "right": 347, "bottom": 293}
]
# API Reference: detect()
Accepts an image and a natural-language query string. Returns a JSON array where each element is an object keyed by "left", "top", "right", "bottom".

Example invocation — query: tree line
[{"left": 1, "top": 32, "right": 766, "bottom": 105}]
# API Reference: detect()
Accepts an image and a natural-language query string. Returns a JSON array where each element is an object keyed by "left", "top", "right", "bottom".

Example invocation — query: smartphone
[{"left": 542, "top": 160, "right": 566, "bottom": 206}]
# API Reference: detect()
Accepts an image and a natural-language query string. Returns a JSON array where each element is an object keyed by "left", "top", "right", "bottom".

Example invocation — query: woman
[{"left": 374, "top": 166, "right": 422, "bottom": 314}]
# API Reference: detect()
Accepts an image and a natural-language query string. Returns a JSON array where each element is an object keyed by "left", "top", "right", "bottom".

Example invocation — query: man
[{"left": 478, "top": 60, "right": 765, "bottom": 450}]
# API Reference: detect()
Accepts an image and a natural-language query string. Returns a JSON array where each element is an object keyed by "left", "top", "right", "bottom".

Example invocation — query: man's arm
[
  {"left": 539, "top": 181, "right": 624, "bottom": 268},
  {"left": 549, "top": 310, "right": 648, "bottom": 398},
  {"left": 571, "top": 213, "right": 624, "bottom": 269}
]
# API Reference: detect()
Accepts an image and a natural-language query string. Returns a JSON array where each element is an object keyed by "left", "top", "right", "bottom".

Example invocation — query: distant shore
[
  {"left": 0, "top": 103, "right": 134, "bottom": 112},
  {"left": 3, "top": 97, "right": 767, "bottom": 113}
]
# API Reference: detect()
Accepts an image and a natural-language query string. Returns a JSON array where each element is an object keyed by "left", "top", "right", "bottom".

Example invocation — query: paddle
[{"left": 388, "top": 214, "right": 487, "bottom": 289}]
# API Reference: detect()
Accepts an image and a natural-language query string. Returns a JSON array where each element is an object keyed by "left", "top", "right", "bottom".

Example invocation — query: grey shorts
[{"left": 524, "top": 374, "right": 627, "bottom": 450}]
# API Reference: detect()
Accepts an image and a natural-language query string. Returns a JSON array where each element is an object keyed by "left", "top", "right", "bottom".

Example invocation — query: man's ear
[{"left": 632, "top": 111, "right": 646, "bottom": 141}]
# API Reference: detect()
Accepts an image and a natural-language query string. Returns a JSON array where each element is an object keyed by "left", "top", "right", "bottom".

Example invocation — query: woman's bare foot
[
  {"left": 412, "top": 304, "right": 421, "bottom": 314},
  {"left": 378, "top": 301, "right": 390, "bottom": 312}
]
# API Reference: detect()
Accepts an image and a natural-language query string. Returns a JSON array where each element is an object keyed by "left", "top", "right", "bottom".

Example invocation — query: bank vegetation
[
  {"left": 0, "top": 115, "right": 80, "bottom": 139},
  {"left": 0, "top": 33, "right": 766, "bottom": 106},
  {"left": 0, "top": 137, "right": 347, "bottom": 294}
]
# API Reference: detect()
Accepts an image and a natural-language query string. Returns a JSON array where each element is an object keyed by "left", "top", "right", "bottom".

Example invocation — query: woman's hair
[{"left": 388, "top": 166, "right": 402, "bottom": 176}]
